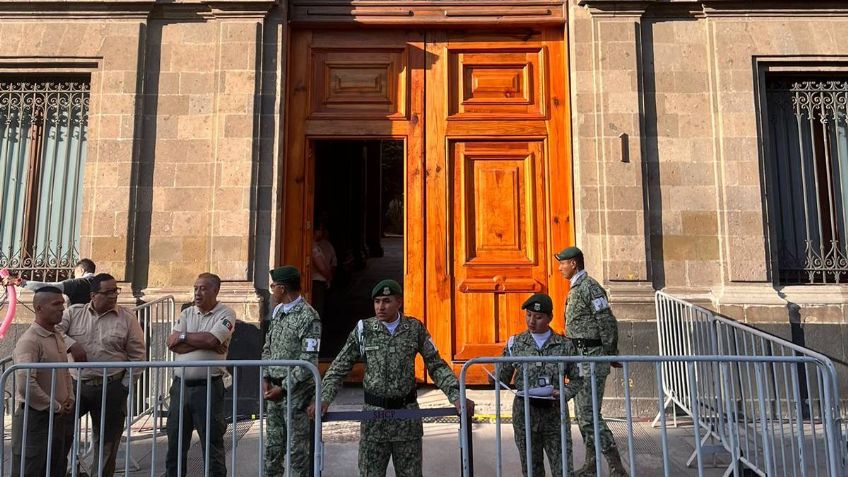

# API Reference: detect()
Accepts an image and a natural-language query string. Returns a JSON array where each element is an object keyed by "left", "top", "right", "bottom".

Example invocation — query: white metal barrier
[
  {"left": 655, "top": 291, "right": 846, "bottom": 476},
  {"left": 458, "top": 355, "right": 844, "bottom": 477},
  {"left": 0, "top": 360, "right": 322, "bottom": 477}
]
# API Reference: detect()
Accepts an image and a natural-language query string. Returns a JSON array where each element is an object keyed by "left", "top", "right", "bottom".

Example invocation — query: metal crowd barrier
[
  {"left": 655, "top": 291, "right": 846, "bottom": 476},
  {"left": 458, "top": 355, "right": 844, "bottom": 477},
  {"left": 130, "top": 295, "right": 177, "bottom": 424},
  {"left": 0, "top": 359, "right": 322, "bottom": 477}
]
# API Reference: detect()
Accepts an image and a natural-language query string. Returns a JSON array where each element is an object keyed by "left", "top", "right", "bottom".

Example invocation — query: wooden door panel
[
  {"left": 451, "top": 139, "right": 547, "bottom": 359},
  {"left": 310, "top": 48, "right": 408, "bottom": 120},
  {"left": 448, "top": 48, "right": 546, "bottom": 119}
]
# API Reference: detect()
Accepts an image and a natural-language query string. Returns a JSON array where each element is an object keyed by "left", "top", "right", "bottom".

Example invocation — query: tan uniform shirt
[
  {"left": 173, "top": 303, "right": 235, "bottom": 379},
  {"left": 57, "top": 303, "right": 146, "bottom": 381},
  {"left": 13, "top": 323, "right": 74, "bottom": 412}
]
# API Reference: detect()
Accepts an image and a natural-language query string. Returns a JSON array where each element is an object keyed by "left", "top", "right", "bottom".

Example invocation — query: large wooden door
[
  {"left": 282, "top": 28, "right": 571, "bottom": 382},
  {"left": 424, "top": 30, "right": 571, "bottom": 379}
]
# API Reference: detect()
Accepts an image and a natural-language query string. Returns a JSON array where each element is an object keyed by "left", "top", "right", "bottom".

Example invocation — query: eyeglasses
[{"left": 96, "top": 288, "right": 121, "bottom": 296}]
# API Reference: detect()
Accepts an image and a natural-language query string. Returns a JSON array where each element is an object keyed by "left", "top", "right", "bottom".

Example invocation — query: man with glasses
[{"left": 57, "top": 273, "right": 146, "bottom": 477}]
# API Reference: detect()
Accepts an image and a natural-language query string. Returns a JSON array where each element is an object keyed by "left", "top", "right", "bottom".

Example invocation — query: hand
[
  {"left": 611, "top": 361, "right": 623, "bottom": 369},
  {"left": 68, "top": 343, "right": 87, "bottom": 362},
  {"left": 1, "top": 275, "right": 21, "bottom": 287},
  {"left": 61, "top": 399, "right": 75, "bottom": 414},
  {"left": 264, "top": 385, "right": 283, "bottom": 402},
  {"left": 307, "top": 401, "right": 329, "bottom": 419},
  {"left": 214, "top": 344, "right": 228, "bottom": 355},
  {"left": 454, "top": 398, "right": 475, "bottom": 417}
]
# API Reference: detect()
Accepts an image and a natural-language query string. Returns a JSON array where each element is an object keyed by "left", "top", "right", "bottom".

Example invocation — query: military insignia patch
[
  {"left": 304, "top": 338, "right": 320, "bottom": 352},
  {"left": 382, "top": 286, "right": 391, "bottom": 295},
  {"left": 591, "top": 297, "right": 609, "bottom": 312},
  {"left": 534, "top": 303, "right": 541, "bottom": 311}
]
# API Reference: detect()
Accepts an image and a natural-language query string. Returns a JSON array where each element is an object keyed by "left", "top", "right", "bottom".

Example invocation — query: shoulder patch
[
  {"left": 591, "top": 297, "right": 610, "bottom": 312},
  {"left": 221, "top": 319, "right": 233, "bottom": 331}
]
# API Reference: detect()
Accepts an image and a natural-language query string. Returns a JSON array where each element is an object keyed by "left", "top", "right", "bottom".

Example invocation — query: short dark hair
[
  {"left": 574, "top": 252, "right": 585, "bottom": 271},
  {"left": 196, "top": 273, "right": 221, "bottom": 290},
  {"left": 76, "top": 258, "right": 96, "bottom": 274},
  {"left": 279, "top": 276, "right": 301, "bottom": 293},
  {"left": 34, "top": 286, "right": 63, "bottom": 295},
  {"left": 90, "top": 273, "right": 116, "bottom": 293}
]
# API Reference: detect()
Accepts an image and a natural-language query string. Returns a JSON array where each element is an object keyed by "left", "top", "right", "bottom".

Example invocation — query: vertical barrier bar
[
  {"left": 231, "top": 366, "right": 239, "bottom": 475},
  {"left": 125, "top": 368, "right": 135, "bottom": 476},
  {"left": 623, "top": 363, "right": 636, "bottom": 477},
  {"left": 259, "top": 365, "right": 265, "bottom": 477},
  {"left": 72, "top": 366, "right": 83, "bottom": 477},
  {"left": 286, "top": 368, "right": 292, "bottom": 477},
  {"left": 150, "top": 363, "right": 160, "bottom": 477},
  {"left": 98, "top": 368, "right": 108, "bottom": 476},
  {"left": 495, "top": 363, "right": 502, "bottom": 477},
  {"left": 523, "top": 363, "right": 532, "bottom": 477},
  {"left": 45, "top": 368, "right": 57, "bottom": 477},
  {"left": 686, "top": 363, "right": 704, "bottom": 477},
  {"left": 755, "top": 363, "right": 776, "bottom": 477},
  {"left": 176, "top": 367, "right": 186, "bottom": 477},
  {"left": 589, "top": 362, "right": 602, "bottom": 474},
  {"left": 204, "top": 368, "right": 212, "bottom": 477},
  {"left": 557, "top": 363, "right": 567, "bottom": 477},
  {"left": 656, "top": 362, "right": 671, "bottom": 477}
]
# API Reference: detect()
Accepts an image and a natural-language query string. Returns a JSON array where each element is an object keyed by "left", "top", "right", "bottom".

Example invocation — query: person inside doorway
[{"left": 311, "top": 220, "right": 336, "bottom": 319}]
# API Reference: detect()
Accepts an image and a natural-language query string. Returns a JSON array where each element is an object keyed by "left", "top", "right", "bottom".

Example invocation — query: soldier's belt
[
  {"left": 572, "top": 338, "right": 603, "bottom": 349},
  {"left": 363, "top": 390, "right": 417, "bottom": 409},
  {"left": 324, "top": 407, "right": 456, "bottom": 422}
]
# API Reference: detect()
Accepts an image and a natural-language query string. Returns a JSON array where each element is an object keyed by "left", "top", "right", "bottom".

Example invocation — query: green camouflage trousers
[
  {"left": 358, "top": 439, "right": 422, "bottom": 477},
  {"left": 265, "top": 400, "right": 315, "bottom": 477},
  {"left": 512, "top": 398, "right": 573, "bottom": 476},
  {"left": 574, "top": 369, "right": 617, "bottom": 453}
]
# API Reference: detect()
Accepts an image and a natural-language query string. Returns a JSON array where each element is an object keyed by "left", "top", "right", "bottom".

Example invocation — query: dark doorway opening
[{"left": 312, "top": 139, "right": 404, "bottom": 359}]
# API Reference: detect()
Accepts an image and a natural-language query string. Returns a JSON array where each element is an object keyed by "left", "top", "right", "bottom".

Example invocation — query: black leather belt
[
  {"left": 517, "top": 396, "right": 559, "bottom": 409},
  {"left": 364, "top": 390, "right": 417, "bottom": 409},
  {"left": 175, "top": 376, "right": 222, "bottom": 387},
  {"left": 572, "top": 338, "right": 603, "bottom": 349}
]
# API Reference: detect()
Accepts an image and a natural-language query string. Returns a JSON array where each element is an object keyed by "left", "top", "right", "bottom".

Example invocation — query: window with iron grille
[
  {"left": 0, "top": 77, "right": 90, "bottom": 281},
  {"left": 766, "top": 77, "right": 848, "bottom": 285}
]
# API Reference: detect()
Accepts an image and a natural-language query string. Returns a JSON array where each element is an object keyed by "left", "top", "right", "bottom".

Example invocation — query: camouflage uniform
[
  {"left": 263, "top": 299, "right": 322, "bottom": 477},
  {"left": 321, "top": 315, "right": 460, "bottom": 477},
  {"left": 498, "top": 331, "right": 581, "bottom": 476},
  {"left": 565, "top": 272, "right": 620, "bottom": 457}
]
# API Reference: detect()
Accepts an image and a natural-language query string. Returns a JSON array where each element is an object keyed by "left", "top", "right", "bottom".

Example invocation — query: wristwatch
[{"left": 179, "top": 332, "right": 187, "bottom": 343}]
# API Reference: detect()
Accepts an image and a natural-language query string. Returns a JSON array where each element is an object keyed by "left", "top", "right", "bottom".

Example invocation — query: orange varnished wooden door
[
  {"left": 425, "top": 29, "right": 572, "bottom": 380},
  {"left": 282, "top": 28, "right": 571, "bottom": 383}
]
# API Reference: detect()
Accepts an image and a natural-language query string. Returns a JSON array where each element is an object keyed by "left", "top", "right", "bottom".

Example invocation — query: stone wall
[{"left": 572, "top": 1, "right": 848, "bottom": 326}]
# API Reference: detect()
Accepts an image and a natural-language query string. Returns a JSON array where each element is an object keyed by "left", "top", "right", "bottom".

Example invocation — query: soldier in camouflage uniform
[
  {"left": 263, "top": 266, "right": 322, "bottom": 477},
  {"left": 308, "top": 279, "right": 475, "bottom": 477},
  {"left": 496, "top": 293, "right": 582, "bottom": 477},
  {"left": 556, "top": 247, "right": 627, "bottom": 477}
]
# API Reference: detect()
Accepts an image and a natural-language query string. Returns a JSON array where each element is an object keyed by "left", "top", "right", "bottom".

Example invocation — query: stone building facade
[{"left": 2, "top": 0, "right": 848, "bottom": 383}]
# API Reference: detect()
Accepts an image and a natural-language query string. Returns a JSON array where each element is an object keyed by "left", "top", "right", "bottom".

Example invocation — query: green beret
[
  {"left": 371, "top": 279, "right": 402, "bottom": 299},
  {"left": 522, "top": 293, "right": 553, "bottom": 314},
  {"left": 555, "top": 246, "right": 583, "bottom": 261},
  {"left": 269, "top": 266, "right": 300, "bottom": 283}
]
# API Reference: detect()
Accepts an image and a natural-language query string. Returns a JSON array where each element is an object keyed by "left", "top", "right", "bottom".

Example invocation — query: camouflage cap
[
  {"left": 554, "top": 246, "right": 583, "bottom": 261},
  {"left": 521, "top": 293, "right": 553, "bottom": 315},
  {"left": 371, "top": 279, "right": 402, "bottom": 299},
  {"left": 269, "top": 266, "right": 299, "bottom": 283}
]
